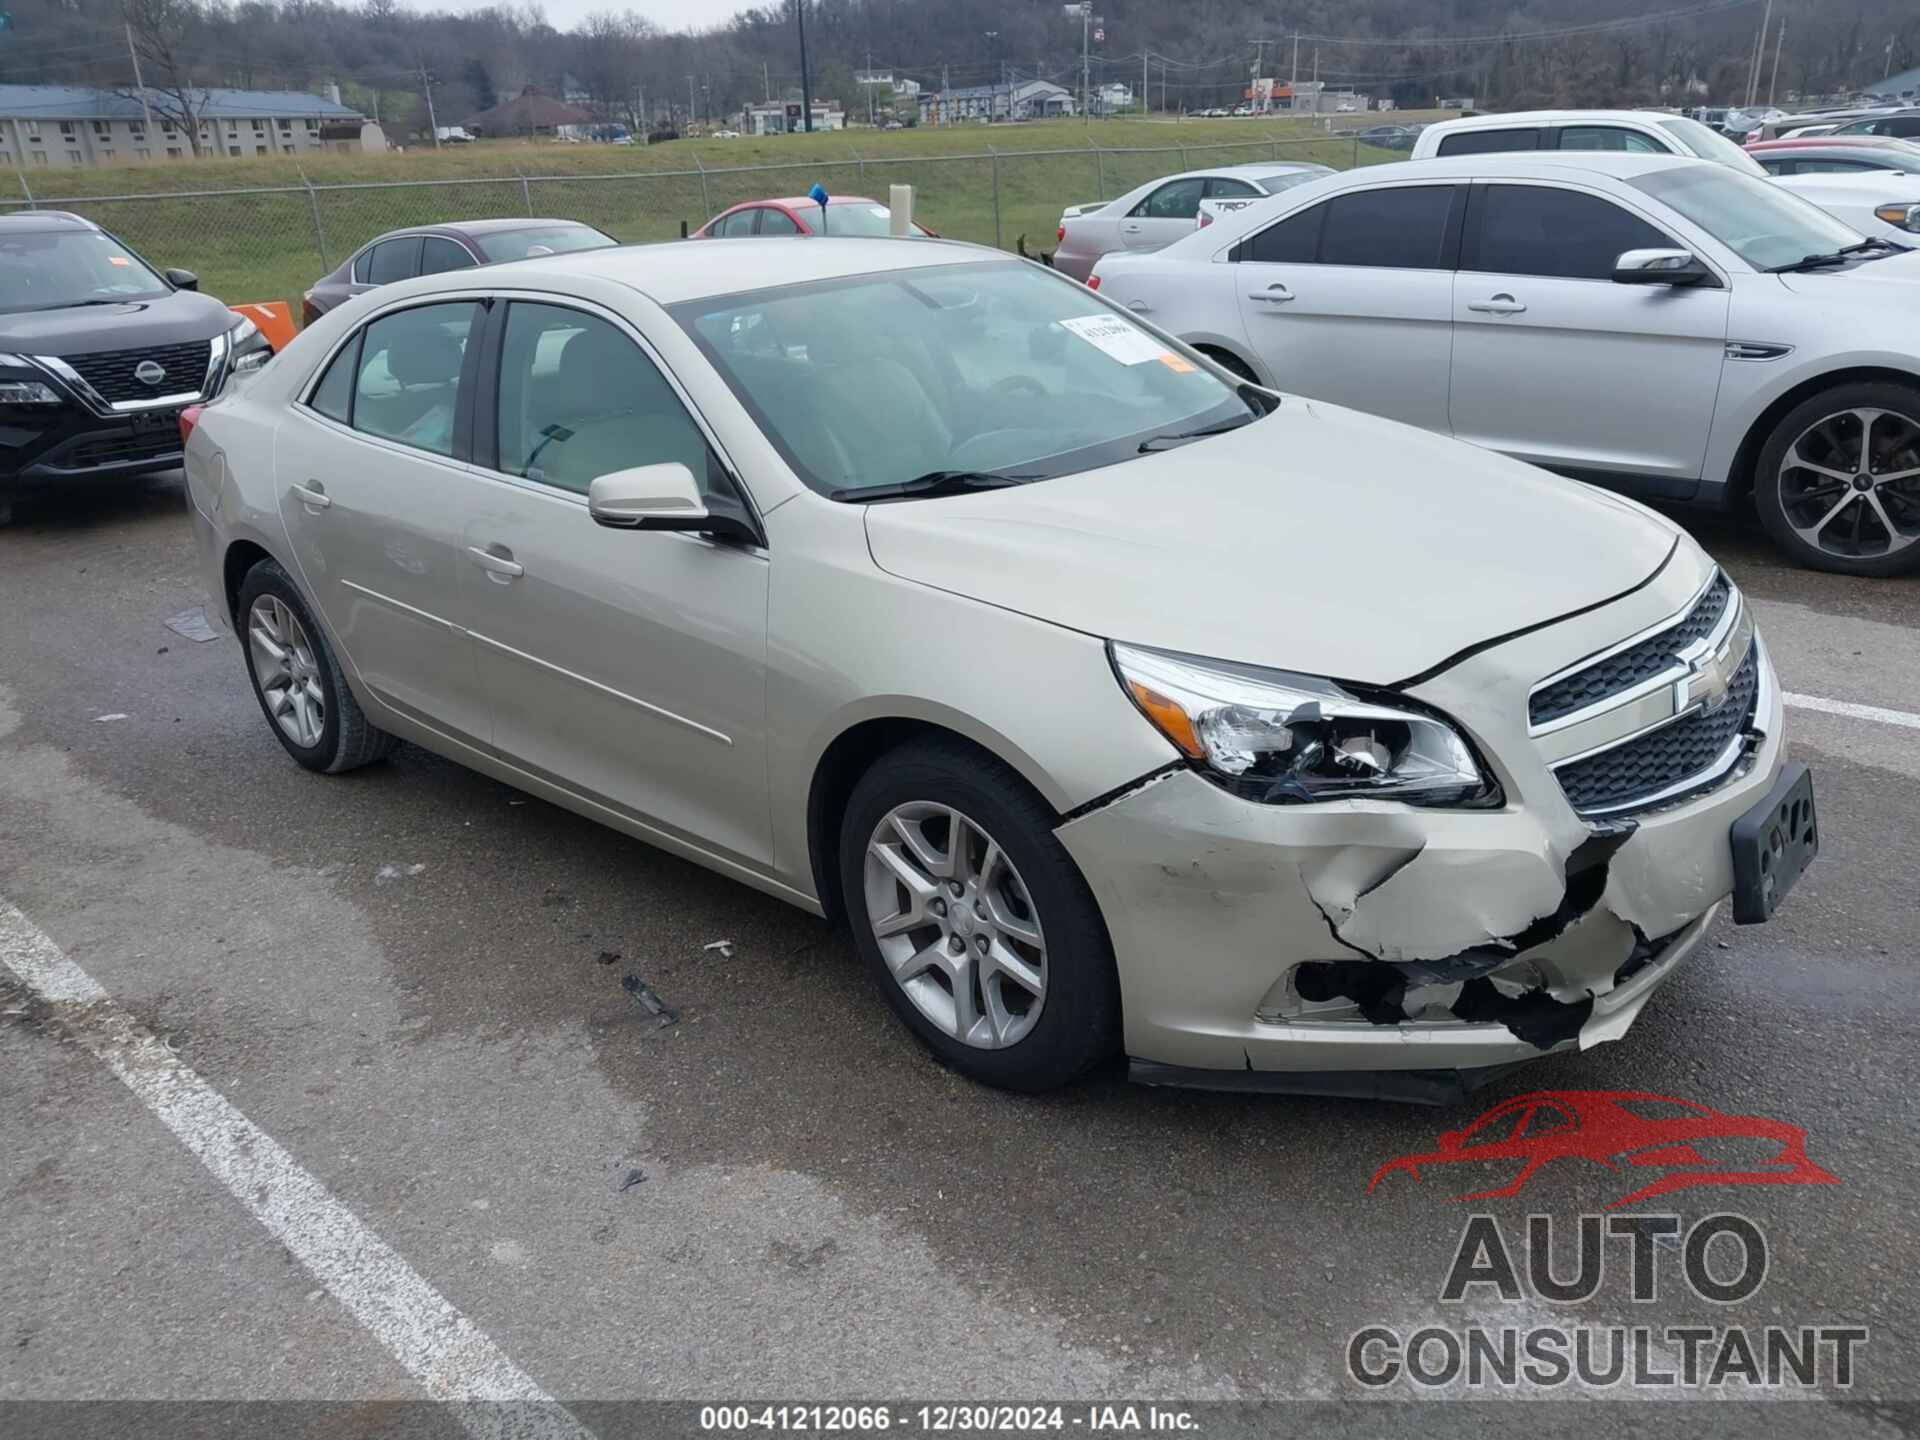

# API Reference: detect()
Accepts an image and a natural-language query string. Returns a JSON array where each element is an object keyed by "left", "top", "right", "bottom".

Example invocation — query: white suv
[
  {"left": 1412, "top": 110, "right": 1920, "bottom": 241},
  {"left": 1088, "top": 152, "right": 1920, "bottom": 576}
]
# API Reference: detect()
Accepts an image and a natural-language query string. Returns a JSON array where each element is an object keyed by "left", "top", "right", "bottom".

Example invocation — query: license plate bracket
[
  {"left": 1729, "top": 762, "right": 1817, "bottom": 924},
  {"left": 130, "top": 407, "right": 181, "bottom": 435}
]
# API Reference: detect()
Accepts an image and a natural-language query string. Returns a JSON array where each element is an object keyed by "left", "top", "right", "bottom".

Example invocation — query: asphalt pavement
[{"left": 2, "top": 474, "right": 1916, "bottom": 1437}]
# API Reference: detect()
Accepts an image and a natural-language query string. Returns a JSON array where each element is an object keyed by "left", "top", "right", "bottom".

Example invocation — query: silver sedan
[
  {"left": 182, "top": 237, "right": 1810, "bottom": 1097},
  {"left": 1051, "top": 162, "right": 1332, "bottom": 281}
]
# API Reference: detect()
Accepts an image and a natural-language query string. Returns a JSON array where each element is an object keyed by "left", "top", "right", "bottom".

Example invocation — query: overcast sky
[{"left": 432, "top": 0, "right": 759, "bottom": 32}]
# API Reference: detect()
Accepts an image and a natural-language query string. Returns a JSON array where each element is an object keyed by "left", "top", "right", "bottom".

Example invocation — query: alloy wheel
[
  {"left": 1777, "top": 407, "right": 1920, "bottom": 561},
  {"left": 863, "top": 801, "right": 1048, "bottom": 1049},
  {"left": 247, "top": 595, "right": 327, "bottom": 748}
]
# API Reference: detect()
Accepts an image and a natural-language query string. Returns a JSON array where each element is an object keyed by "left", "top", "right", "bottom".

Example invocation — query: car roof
[
  {"left": 1748, "top": 135, "right": 1915, "bottom": 149},
  {"left": 1425, "top": 109, "right": 1676, "bottom": 130},
  {"left": 0, "top": 209, "right": 98, "bottom": 233},
  {"left": 1335, "top": 151, "right": 1705, "bottom": 182},
  {"left": 746, "top": 195, "right": 885, "bottom": 209},
  {"left": 372, "top": 218, "right": 592, "bottom": 242},
  {"left": 444, "top": 235, "right": 998, "bottom": 305}
]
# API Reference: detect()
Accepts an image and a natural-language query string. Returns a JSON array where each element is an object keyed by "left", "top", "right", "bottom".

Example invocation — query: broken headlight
[{"left": 1111, "top": 641, "right": 1500, "bottom": 807}]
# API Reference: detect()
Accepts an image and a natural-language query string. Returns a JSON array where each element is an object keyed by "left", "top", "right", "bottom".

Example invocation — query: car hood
[
  {"left": 1776, "top": 245, "right": 1920, "bottom": 294},
  {"left": 1774, "top": 170, "right": 1920, "bottom": 199},
  {"left": 0, "top": 289, "right": 236, "bottom": 356},
  {"left": 862, "top": 400, "right": 1680, "bottom": 685}
]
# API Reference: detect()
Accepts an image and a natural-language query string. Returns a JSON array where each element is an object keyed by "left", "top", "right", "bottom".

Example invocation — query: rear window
[
  {"left": 473, "top": 225, "right": 616, "bottom": 263},
  {"left": 818, "top": 203, "right": 901, "bottom": 237},
  {"left": 1438, "top": 128, "right": 1542, "bottom": 156}
]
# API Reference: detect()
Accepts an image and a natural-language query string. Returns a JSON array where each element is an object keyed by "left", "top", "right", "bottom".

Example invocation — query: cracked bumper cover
[{"left": 1054, "top": 572, "right": 1786, "bottom": 1084}]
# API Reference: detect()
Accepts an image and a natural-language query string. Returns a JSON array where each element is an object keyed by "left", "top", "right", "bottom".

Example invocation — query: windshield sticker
[
  {"left": 1158, "top": 352, "right": 1198, "bottom": 373},
  {"left": 108, "top": 256, "right": 131, "bottom": 267},
  {"left": 1059, "top": 313, "right": 1172, "bottom": 366}
]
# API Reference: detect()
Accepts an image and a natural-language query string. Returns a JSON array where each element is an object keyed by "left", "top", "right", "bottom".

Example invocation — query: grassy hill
[{"left": 1, "top": 114, "right": 1438, "bottom": 306}]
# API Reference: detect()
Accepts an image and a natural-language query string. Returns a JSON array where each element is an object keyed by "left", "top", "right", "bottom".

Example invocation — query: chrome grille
[
  {"left": 1530, "top": 573, "right": 1733, "bottom": 726},
  {"left": 1553, "top": 647, "right": 1759, "bottom": 816},
  {"left": 64, "top": 340, "right": 212, "bottom": 403}
]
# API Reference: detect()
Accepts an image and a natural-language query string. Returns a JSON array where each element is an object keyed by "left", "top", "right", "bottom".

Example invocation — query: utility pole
[
  {"left": 1768, "top": 17, "right": 1786, "bottom": 107},
  {"left": 687, "top": 73, "right": 697, "bottom": 129},
  {"left": 763, "top": 62, "right": 770, "bottom": 102},
  {"left": 1253, "top": 38, "right": 1264, "bottom": 112},
  {"left": 1291, "top": 33, "right": 1299, "bottom": 110},
  {"left": 796, "top": 0, "right": 814, "bottom": 132},
  {"left": 1312, "top": 47, "right": 1319, "bottom": 114},
  {"left": 124, "top": 23, "right": 154, "bottom": 138},
  {"left": 420, "top": 65, "right": 440, "bottom": 148},
  {"left": 637, "top": 81, "right": 646, "bottom": 143},
  {"left": 1082, "top": 4, "right": 1091, "bottom": 124},
  {"left": 1746, "top": 0, "right": 1772, "bottom": 106},
  {"left": 1886, "top": 36, "right": 1897, "bottom": 82},
  {"left": 1143, "top": 47, "right": 1149, "bottom": 116}
]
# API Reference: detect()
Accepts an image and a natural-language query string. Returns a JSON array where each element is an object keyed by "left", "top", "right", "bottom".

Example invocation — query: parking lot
[{"left": 2, "top": 470, "right": 1917, "bottom": 1432}]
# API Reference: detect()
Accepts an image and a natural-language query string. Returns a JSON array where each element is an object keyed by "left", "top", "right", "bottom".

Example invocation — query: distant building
[
  {"left": 0, "top": 84, "right": 363, "bottom": 167},
  {"left": 464, "top": 86, "right": 592, "bottom": 139},
  {"left": 317, "top": 120, "right": 389, "bottom": 154},
  {"left": 856, "top": 72, "right": 920, "bottom": 98},
  {"left": 1095, "top": 82, "right": 1133, "bottom": 113},
  {"left": 1870, "top": 66, "right": 1920, "bottom": 100},
  {"left": 1437, "top": 95, "right": 1477, "bottom": 110},
  {"left": 744, "top": 100, "right": 846, "bottom": 135},
  {"left": 918, "top": 79, "right": 1072, "bottom": 124}
]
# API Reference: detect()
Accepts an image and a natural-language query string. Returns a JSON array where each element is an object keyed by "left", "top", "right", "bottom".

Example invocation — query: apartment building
[{"left": 0, "top": 86, "right": 364, "bottom": 169}]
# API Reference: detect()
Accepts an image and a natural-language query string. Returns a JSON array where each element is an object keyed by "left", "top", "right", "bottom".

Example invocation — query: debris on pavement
[
  {"left": 92, "top": 713, "right": 129, "bottom": 723},
  {"left": 597, "top": 950, "right": 622, "bottom": 966},
  {"left": 620, "top": 972, "right": 679, "bottom": 1027},
  {"left": 703, "top": 939, "right": 734, "bottom": 958},
  {"left": 616, "top": 1167, "right": 647, "bottom": 1193},
  {"left": 162, "top": 607, "right": 220, "bottom": 643},
  {"left": 374, "top": 863, "right": 427, "bottom": 884}
]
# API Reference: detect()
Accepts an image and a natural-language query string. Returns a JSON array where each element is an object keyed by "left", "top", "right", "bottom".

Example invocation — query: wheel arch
[
  {"left": 1726, "top": 365, "right": 1920, "bottom": 507},
  {"left": 221, "top": 537, "right": 277, "bottom": 629},
  {"left": 805, "top": 713, "right": 1067, "bottom": 926}
]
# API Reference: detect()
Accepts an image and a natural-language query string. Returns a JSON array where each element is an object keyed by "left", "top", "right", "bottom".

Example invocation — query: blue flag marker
[{"left": 808, "top": 182, "right": 830, "bottom": 230}]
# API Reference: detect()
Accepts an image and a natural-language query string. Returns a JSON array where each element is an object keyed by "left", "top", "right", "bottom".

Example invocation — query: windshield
[
  {"left": 1655, "top": 115, "right": 1769, "bottom": 176},
  {"left": 674, "top": 259, "right": 1257, "bottom": 498},
  {"left": 474, "top": 225, "right": 616, "bottom": 262},
  {"left": 818, "top": 203, "right": 926, "bottom": 237},
  {"left": 1629, "top": 164, "right": 1863, "bottom": 270},
  {"left": 0, "top": 230, "right": 171, "bottom": 313}
]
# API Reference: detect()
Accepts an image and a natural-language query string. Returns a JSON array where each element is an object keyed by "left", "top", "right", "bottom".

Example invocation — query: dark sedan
[{"left": 301, "top": 219, "right": 618, "bottom": 324}]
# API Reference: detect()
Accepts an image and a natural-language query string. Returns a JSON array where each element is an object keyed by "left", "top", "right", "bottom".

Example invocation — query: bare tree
[{"left": 118, "top": 0, "right": 211, "bottom": 156}]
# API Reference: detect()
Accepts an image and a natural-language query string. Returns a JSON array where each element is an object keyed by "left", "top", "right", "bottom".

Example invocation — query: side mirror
[
  {"left": 587, "top": 462, "right": 755, "bottom": 541},
  {"left": 1611, "top": 248, "right": 1714, "bottom": 287},
  {"left": 165, "top": 268, "right": 200, "bottom": 291}
]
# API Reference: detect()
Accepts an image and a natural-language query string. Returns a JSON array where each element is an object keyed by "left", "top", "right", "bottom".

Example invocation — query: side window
[
  {"left": 349, "top": 302, "right": 477, "bottom": 458},
  {"left": 307, "top": 333, "right": 358, "bottom": 423},
  {"left": 1318, "top": 186, "right": 1455, "bottom": 269},
  {"left": 1134, "top": 176, "right": 1206, "bottom": 220},
  {"left": 1471, "top": 184, "right": 1674, "bottom": 281},
  {"left": 713, "top": 210, "right": 754, "bottom": 237},
  {"left": 1237, "top": 202, "right": 1326, "bottom": 263},
  {"left": 758, "top": 208, "right": 801, "bottom": 235},
  {"left": 1438, "top": 128, "right": 1541, "bottom": 155},
  {"left": 1206, "top": 177, "right": 1261, "bottom": 199},
  {"left": 1559, "top": 126, "right": 1666, "bottom": 153},
  {"left": 1888, "top": 118, "right": 1920, "bottom": 138},
  {"left": 495, "top": 302, "right": 713, "bottom": 497},
  {"left": 365, "top": 237, "right": 421, "bottom": 285},
  {"left": 1755, "top": 157, "right": 1791, "bottom": 174},
  {"left": 419, "top": 237, "right": 475, "bottom": 275},
  {"left": 1792, "top": 158, "right": 1872, "bottom": 172}
]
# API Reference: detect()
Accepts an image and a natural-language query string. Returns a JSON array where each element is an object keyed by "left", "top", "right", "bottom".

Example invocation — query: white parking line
[
  {"left": 0, "top": 899, "right": 595, "bottom": 1440},
  {"left": 1785, "top": 693, "right": 1920, "bottom": 732}
]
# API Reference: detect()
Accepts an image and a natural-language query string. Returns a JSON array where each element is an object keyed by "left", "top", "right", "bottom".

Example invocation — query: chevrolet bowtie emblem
[{"left": 1673, "top": 603, "right": 1752, "bottom": 717}]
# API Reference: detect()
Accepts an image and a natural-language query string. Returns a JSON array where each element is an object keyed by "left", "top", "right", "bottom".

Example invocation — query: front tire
[
  {"left": 237, "top": 559, "right": 397, "bottom": 773},
  {"left": 839, "top": 737, "right": 1120, "bottom": 1092},
  {"left": 1753, "top": 381, "right": 1920, "bottom": 577}
]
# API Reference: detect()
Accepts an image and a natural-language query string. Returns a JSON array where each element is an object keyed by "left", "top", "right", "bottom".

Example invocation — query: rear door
[
  {"left": 1229, "top": 182, "right": 1463, "bottom": 430},
  {"left": 352, "top": 236, "right": 422, "bottom": 298},
  {"left": 275, "top": 299, "right": 492, "bottom": 745},
  {"left": 1448, "top": 181, "right": 1729, "bottom": 494},
  {"left": 1120, "top": 176, "right": 1207, "bottom": 252}
]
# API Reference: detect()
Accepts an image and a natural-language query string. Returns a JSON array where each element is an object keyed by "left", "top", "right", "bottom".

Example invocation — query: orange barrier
[{"left": 229, "top": 301, "right": 298, "bottom": 354}]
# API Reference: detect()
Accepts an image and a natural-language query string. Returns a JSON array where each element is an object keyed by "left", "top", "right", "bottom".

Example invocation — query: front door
[
  {"left": 1448, "top": 182, "right": 1730, "bottom": 492},
  {"left": 1230, "top": 182, "right": 1462, "bottom": 431},
  {"left": 461, "top": 299, "right": 774, "bottom": 867},
  {"left": 276, "top": 298, "right": 492, "bottom": 747},
  {"left": 1120, "top": 175, "right": 1207, "bottom": 252}
]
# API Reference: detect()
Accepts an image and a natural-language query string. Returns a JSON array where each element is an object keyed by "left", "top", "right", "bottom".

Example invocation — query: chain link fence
[{"left": 1, "top": 134, "right": 1389, "bottom": 310}]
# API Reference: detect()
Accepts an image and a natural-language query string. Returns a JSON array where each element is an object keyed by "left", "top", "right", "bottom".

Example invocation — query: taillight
[
  {"left": 179, "top": 405, "right": 203, "bottom": 447},
  {"left": 300, "top": 295, "right": 320, "bottom": 328},
  {"left": 1087, "top": 273, "right": 1101, "bottom": 291},
  {"left": 1056, "top": 225, "right": 1066, "bottom": 244},
  {"left": 1198, "top": 210, "right": 1213, "bottom": 229}
]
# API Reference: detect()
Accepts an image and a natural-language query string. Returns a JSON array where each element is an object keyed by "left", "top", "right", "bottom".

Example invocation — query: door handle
[
  {"left": 467, "top": 545, "right": 524, "bottom": 580},
  {"left": 1247, "top": 284, "right": 1295, "bottom": 304},
  {"left": 1467, "top": 293, "right": 1527, "bottom": 314},
  {"left": 1122, "top": 223, "right": 1144, "bottom": 234},
  {"left": 291, "top": 482, "right": 331, "bottom": 511}
]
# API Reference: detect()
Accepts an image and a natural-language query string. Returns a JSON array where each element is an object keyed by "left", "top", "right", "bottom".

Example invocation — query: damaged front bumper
[{"left": 1056, "top": 557, "right": 1788, "bottom": 1099}]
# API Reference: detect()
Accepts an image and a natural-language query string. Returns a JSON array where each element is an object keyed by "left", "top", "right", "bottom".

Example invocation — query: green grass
[{"left": 1, "top": 114, "right": 1443, "bottom": 309}]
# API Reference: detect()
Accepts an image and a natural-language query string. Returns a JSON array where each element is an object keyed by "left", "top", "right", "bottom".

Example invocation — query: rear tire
[
  {"left": 1753, "top": 380, "right": 1920, "bottom": 577},
  {"left": 237, "top": 558, "right": 397, "bottom": 773},
  {"left": 839, "top": 736, "right": 1120, "bottom": 1092}
]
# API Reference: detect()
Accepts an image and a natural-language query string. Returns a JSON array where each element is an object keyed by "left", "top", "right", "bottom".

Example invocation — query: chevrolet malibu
[{"left": 182, "top": 239, "right": 1815, "bottom": 1098}]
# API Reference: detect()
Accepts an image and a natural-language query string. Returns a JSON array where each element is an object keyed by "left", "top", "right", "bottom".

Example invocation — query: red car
[
  {"left": 693, "top": 195, "right": 936, "bottom": 239},
  {"left": 1368, "top": 1090, "right": 1838, "bottom": 1209}
]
